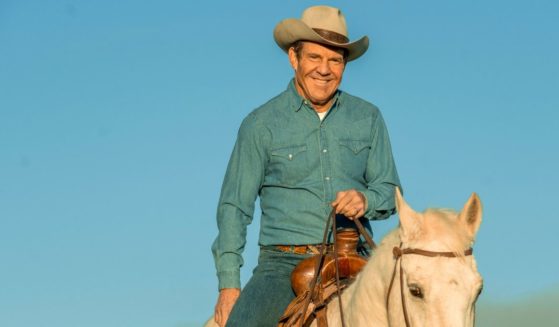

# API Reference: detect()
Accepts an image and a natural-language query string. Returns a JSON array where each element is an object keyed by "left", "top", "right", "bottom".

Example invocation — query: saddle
[{"left": 278, "top": 228, "right": 368, "bottom": 327}]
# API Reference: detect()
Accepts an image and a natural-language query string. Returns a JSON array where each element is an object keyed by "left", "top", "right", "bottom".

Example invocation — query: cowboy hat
[{"left": 273, "top": 5, "right": 369, "bottom": 62}]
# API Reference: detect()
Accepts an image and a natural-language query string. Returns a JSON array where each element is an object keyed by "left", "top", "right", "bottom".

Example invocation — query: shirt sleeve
[
  {"left": 211, "top": 113, "right": 268, "bottom": 290},
  {"left": 362, "top": 111, "right": 402, "bottom": 220}
]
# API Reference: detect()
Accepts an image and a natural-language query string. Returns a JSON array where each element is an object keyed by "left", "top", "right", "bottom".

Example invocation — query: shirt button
[
  {"left": 325, "top": 176, "right": 330, "bottom": 181},
  {"left": 288, "top": 154, "right": 293, "bottom": 160},
  {"left": 322, "top": 149, "right": 328, "bottom": 153}
]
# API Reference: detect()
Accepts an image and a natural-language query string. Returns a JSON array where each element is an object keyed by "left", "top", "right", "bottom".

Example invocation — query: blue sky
[{"left": 1, "top": 1, "right": 558, "bottom": 326}]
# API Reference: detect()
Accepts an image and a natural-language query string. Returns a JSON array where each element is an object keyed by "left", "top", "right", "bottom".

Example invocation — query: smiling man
[
  {"left": 290, "top": 41, "right": 345, "bottom": 113},
  {"left": 210, "top": 6, "right": 401, "bottom": 327}
]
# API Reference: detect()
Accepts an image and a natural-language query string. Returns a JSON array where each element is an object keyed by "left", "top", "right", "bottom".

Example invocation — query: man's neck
[{"left": 312, "top": 99, "right": 335, "bottom": 113}]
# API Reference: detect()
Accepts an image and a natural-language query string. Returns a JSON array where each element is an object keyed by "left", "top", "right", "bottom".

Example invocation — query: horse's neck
[{"left": 327, "top": 231, "right": 401, "bottom": 326}]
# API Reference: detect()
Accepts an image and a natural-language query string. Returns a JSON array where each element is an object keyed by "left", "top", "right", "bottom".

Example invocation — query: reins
[
  {"left": 298, "top": 209, "right": 333, "bottom": 327},
  {"left": 298, "top": 209, "right": 376, "bottom": 327},
  {"left": 386, "top": 244, "right": 474, "bottom": 327}
]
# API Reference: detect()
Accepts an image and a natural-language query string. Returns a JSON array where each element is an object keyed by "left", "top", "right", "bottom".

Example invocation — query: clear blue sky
[{"left": 1, "top": 1, "right": 558, "bottom": 326}]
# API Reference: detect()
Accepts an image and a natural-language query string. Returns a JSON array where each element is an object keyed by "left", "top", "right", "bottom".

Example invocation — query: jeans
[{"left": 226, "top": 247, "right": 311, "bottom": 327}]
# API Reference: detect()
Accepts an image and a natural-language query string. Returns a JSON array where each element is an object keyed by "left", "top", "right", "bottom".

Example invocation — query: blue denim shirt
[{"left": 212, "top": 80, "right": 401, "bottom": 289}]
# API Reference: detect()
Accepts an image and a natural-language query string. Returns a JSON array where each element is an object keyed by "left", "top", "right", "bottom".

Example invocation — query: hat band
[{"left": 312, "top": 28, "right": 349, "bottom": 44}]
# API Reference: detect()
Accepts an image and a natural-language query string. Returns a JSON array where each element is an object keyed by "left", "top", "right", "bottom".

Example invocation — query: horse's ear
[
  {"left": 394, "top": 187, "right": 405, "bottom": 213},
  {"left": 395, "top": 187, "right": 421, "bottom": 241},
  {"left": 458, "top": 192, "right": 482, "bottom": 237}
]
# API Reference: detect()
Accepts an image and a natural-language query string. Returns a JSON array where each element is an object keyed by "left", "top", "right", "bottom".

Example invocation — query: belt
[{"left": 263, "top": 244, "right": 332, "bottom": 255}]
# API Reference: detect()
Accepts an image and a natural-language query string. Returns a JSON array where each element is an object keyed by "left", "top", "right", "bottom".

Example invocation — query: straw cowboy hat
[{"left": 273, "top": 5, "right": 369, "bottom": 62}]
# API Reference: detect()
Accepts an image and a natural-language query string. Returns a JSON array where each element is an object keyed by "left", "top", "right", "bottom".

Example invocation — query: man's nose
[{"left": 316, "top": 59, "right": 331, "bottom": 75}]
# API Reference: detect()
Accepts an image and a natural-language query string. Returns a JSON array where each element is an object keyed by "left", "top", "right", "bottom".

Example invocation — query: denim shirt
[{"left": 212, "top": 80, "right": 401, "bottom": 289}]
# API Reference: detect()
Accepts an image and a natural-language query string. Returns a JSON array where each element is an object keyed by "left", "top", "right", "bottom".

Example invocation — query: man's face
[{"left": 289, "top": 42, "right": 346, "bottom": 111}]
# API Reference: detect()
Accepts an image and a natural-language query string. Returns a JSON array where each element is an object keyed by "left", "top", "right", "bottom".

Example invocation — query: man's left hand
[{"left": 331, "top": 189, "right": 367, "bottom": 220}]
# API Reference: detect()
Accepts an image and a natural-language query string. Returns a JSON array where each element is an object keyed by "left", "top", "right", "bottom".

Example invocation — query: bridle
[
  {"left": 386, "top": 244, "right": 474, "bottom": 327},
  {"left": 298, "top": 210, "right": 474, "bottom": 327}
]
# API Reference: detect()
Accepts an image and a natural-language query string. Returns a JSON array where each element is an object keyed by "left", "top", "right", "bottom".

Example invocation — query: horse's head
[{"left": 390, "top": 188, "right": 483, "bottom": 327}]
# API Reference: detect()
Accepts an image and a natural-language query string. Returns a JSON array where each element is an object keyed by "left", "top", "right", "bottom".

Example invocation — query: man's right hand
[{"left": 214, "top": 288, "right": 241, "bottom": 327}]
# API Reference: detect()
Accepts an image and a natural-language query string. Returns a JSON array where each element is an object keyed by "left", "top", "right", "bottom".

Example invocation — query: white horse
[{"left": 206, "top": 189, "right": 483, "bottom": 326}]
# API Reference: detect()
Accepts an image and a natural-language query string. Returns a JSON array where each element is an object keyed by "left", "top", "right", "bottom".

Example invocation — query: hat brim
[{"left": 273, "top": 18, "right": 369, "bottom": 62}]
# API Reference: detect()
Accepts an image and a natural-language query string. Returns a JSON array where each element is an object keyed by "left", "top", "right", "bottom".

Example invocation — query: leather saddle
[{"left": 278, "top": 228, "right": 368, "bottom": 327}]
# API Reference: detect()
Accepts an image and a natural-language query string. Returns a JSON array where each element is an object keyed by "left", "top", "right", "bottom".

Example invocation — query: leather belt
[{"left": 266, "top": 244, "right": 332, "bottom": 255}]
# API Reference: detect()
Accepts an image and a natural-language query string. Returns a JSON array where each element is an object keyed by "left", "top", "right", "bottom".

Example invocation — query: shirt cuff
[{"left": 218, "top": 270, "right": 241, "bottom": 290}]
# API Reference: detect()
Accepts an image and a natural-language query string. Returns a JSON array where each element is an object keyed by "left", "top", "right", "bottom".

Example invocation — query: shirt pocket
[
  {"left": 338, "top": 140, "right": 371, "bottom": 178},
  {"left": 267, "top": 144, "right": 309, "bottom": 186}
]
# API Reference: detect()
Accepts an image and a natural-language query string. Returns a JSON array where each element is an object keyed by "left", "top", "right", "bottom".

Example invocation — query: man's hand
[
  {"left": 332, "top": 189, "right": 367, "bottom": 220},
  {"left": 214, "top": 288, "right": 241, "bottom": 327}
]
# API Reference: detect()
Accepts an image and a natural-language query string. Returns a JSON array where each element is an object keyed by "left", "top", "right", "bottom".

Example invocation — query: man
[{"left": 211, "top": 5, "right": 401, "bottom": 327}]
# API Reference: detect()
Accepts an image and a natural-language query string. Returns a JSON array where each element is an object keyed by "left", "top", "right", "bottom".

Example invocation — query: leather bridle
[
  {"left": 298, "top": 209, "right": 474, "bottom": 327},
  {"left": 386, "top": 244, "right": 474, "bottom": 327}
]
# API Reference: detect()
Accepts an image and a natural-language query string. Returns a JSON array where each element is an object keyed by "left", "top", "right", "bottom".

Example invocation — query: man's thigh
[{"left": 226, "top": 250, "right": 308, "bottom": 327}]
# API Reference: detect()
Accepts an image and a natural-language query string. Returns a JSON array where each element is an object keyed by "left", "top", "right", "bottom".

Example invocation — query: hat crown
[{"left": 301, "top": 6, "right": 348, "bottom": 37}]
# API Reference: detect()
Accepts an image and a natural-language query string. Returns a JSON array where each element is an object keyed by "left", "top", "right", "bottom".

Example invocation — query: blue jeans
[{"left": 226, "top": 247, "right": 311, "bottom": 327}]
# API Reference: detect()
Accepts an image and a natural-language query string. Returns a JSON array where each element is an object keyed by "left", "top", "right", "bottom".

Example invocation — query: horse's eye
[{"left": 409, "top": 284, "right": 424, "bottom": 299}]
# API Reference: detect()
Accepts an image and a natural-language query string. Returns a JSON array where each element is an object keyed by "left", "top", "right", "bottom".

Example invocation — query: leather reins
[
  {"left": 386, "top": 244, "right": 474, "bottom": 327},
  {"left": 298, "top": 209, "right": 376, "bottom": 327}
]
